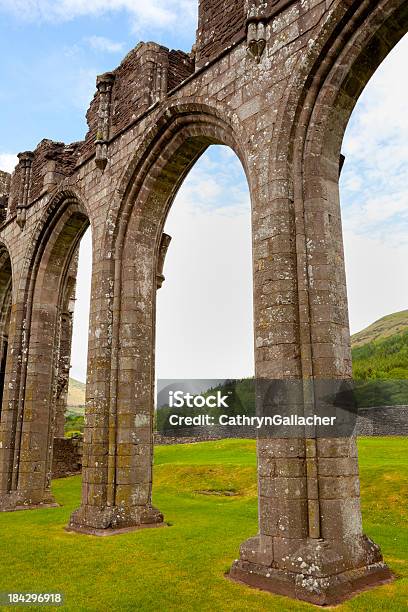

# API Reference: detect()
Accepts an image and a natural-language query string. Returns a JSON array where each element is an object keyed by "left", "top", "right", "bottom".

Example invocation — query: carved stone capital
[
  {"left": 96, "top": 72, "right": 116, "bottom": 93},
  {"left": 16, "top": 205, "right": 27, "bottom": 230},
  {"left": 17, "top": 151, "right": 34, "bottom": 168}
]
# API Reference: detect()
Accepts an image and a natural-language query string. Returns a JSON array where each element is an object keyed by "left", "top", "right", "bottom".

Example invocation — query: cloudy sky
[{"left": 0, "top": 3, "right": 407, "bottom": 381}]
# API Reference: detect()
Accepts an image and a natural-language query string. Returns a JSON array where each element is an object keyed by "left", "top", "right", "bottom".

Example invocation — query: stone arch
[
  {"left": 105, "top": 100, "right": 250, "bottom": 254},
  {"left": 0, "top": 191, "right": 90, "bottom": 509},
  {"left": 297, "top": 0, "right": 408, "bottom": 379},
  {"left": 265, "top": 0, "right": 408, "bottom": 384},
  {"left": 69, "top": 105, "right": 253, "bottom": 532}
]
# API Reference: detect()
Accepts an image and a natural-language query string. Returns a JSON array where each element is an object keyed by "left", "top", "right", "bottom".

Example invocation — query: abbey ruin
[{"left": 1, "top": 0, "right": 407, "bottom": 604}]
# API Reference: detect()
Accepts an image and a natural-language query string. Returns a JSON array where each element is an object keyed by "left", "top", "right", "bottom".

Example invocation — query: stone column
[
  {"left": 68, "top": 231, "right": 171, "bottom": 534},
  {"left": 156, "top": 233, "right": 171, "bottom": 289},
  {"left": 0, "top": 287, "right": 11, "bottom": 420},
  {"left": 230, "top": 152, "right": 392, "bottom": 605},
  {"left": 53, "top": 252, "right": 78, "bottom": 439}
]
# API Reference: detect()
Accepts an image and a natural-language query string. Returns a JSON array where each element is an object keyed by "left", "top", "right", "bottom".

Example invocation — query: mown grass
[{"left": 0, "top": 438, "right": 407, "bottom": 611}]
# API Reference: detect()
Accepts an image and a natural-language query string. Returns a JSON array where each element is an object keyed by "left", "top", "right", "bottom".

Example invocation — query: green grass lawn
[{"left": 0, "top": 438, "right": 407, "bottom": 611}]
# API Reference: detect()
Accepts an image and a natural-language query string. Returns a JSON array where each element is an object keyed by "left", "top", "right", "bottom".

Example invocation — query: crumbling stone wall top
[
  {"left": 0, "top": 171, "right": 10, "bottom": 197},
  {"left": 196, "top": 0, "right": 246, "bottom": 68},
  {"left": 2, "top": 41, "right": 195, "bottom": 214},
  {"left": 79, "top": 42, "right": 194, "bottom": 164},
  {"left": 0, "top": 171, "right": 10, "bottom": 223}
]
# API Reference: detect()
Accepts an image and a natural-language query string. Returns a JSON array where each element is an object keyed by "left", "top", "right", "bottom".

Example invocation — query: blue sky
[
  {"left": 0, "top": 0, "right": 197, "bottom": 153},
  {"left": 0, "top": 3, "right": 407, "bottom": 381}
]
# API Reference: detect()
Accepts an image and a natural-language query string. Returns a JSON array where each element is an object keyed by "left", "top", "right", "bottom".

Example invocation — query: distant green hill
[
  {"left": 351, "top": 309, "right": 408, "bottom": 348},
  {"left": 351, "top": 311, "right": 408, "bottom": 407},
  {"left": 351, "top": 311, "right": 408, "bottom": 379},
  {"left": 67, "top": 378, "right": 86, "bottom": 408}
]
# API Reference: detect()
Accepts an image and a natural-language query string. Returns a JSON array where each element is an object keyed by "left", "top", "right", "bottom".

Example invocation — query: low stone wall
[
  {"left": 356, "top": 405, "right": 408, "bottom": 436},
  {"left": 52, "top": 437, "right": 83, "bottom": 478}
]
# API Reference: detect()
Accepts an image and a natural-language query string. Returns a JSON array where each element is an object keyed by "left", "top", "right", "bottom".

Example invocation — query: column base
[
  {"left": 66, "top": 522, "right": 166, "bottom": 537},
  {"left": 229, "top": 535, "right": 394, "bottom": 606},
  {"left": 67, "top": 504, "right": 164, "bottom": 536},
  {"left": 0, "top": 490, "right": 58, "bottom": 512}
]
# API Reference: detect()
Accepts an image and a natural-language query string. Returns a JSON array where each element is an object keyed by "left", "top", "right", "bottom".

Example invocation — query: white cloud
[
  {"left": 341, "top": 35, "right": 408, "bottom": 247},
  {"left": 0, "top": 0, "right": 197, "bottom": 32},
  {"left": 344, "top": 232, "right": 408, "bottom": 335},
  {"left": 0, "top": 153, "right": 18, "bottom": 173},
  {"left": 86, "top": 35, "right": 124, "bottom": 53}
]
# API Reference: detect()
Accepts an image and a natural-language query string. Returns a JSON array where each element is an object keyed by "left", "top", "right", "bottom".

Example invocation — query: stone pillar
[
  {"left": 0, "top": 299, "right": 25, "bottom": 506},
  {"left": 53, "top": 252, "right": 78, "bottom": 439},
  {"left": 143, "top": 47, "right": 169, "bottom": 107},
  {"left": 0, "top": 289, "right": 11, "bottom": 420},
  {"left": 68, "top": 238, "right": 166, "bottom": 534},
  {"left": 0, "top": 170, "right": 10, "bottom": 223},
  {"left": 230, "top": 154, "right": 392, "bottom": 605}
]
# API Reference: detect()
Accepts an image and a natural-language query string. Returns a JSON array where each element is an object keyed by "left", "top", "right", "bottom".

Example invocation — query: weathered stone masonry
[{"left": 0, "top": 0, "right": 407, "bottom": 605}]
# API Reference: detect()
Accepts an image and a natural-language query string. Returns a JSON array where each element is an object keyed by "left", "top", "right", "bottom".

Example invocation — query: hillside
[
  {"left": 67, "top": 378, "right": 86, "bottom": 407},
  {"left": 351, "top": 311, "right": 408, "bottom": 407},
  {"left": 351, "top": 309, "right": 408, "bottom": 348},
  {"left": 351, "top": 311, "right": 408, "bottom": 381}
]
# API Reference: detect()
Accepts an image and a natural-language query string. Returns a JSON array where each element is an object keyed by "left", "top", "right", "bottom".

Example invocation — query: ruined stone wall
[
  {"left": 78, "top": 43, "right": 194, "bottom": 164},
  {"left": 196, "top": 0, "right": 246, "bottom": 68},
  {"left": 0, "top": 171, "right": 10, "bottom": 196},
  {"left": 52, "top": 437, "right": 82, "bottom": 479},
  {"left": 1, "top": 0, "right": 407, "bottom": 603},
  {"left": 0, "top": 171, "right": 10, "bottom": 223}
]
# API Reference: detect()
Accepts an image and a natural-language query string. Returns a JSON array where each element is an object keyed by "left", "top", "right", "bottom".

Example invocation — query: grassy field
[{"left": 0, "top": 438, "right": 407, "bottom": 611}]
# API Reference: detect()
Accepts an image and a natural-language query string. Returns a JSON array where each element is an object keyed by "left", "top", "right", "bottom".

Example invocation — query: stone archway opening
[
  {"left": 154, "top": 142, "right": 255, "bottom": 445},
  {"left": 340, "top": 32, "right": 408, "bottom": 339},
  {"left": 68, "top": 112, "right": 257, "bottom": 534},
  {"left": 339, "top": 32, "right": 408, "bottom": 431},
  {"left": 0, "top": 246, "right": 12, "bottom": 421},
  {"left": 53, "top": 226, "right": 92, "bottom": 479},
  {"left": 0, "top": 200, "right": 92, "bottom": 510},
  {"left": 29, "top": 205, "right": 91, "bottom": 501},
  {"left": 155, "top": 144, "right": 254, "bottom": 382}
]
